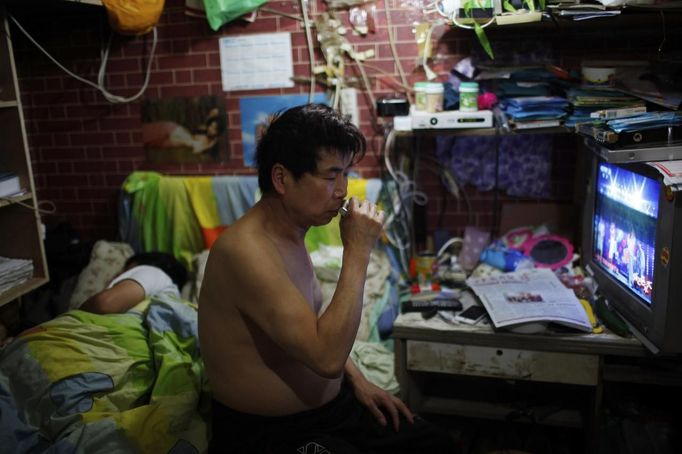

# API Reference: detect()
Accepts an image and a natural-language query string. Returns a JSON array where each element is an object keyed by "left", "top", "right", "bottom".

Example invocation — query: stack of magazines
[
  {"left": 0, "top": 256, "right": 34, "bottom": 294},
  {"left": 499, "top": 96, "right": 570, "bottom": 129}
]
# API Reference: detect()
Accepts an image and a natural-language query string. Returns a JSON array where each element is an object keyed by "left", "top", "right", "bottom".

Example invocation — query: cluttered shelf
[
  {"left": 450, "top": 2, "right": 682, "bottom": 31},
  {"left": 0, "top": 276, "right": 48, "bottom": 308},
  {"left": 393, "top": 310, "right": 646, "bottom": 358}
]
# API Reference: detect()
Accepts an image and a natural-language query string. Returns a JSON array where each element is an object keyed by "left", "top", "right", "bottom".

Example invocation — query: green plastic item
[
  {"left": 595, "top": 296, "right": 630, "bottom": 338},
  {"left": 203, "top": 0, "right": 267, "bottom": 31}
]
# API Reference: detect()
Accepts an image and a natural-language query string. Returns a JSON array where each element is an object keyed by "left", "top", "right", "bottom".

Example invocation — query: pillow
[{"left": 68, "top": 240, "right": 135, "bottom": 310}]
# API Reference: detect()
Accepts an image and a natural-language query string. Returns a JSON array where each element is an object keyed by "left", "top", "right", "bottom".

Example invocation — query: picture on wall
[
  {"left": 239, "top": 93, "right": 329, "bottom": 167},
  {"left": 141, "top": 96, "right": 227, "bottom": 164}
]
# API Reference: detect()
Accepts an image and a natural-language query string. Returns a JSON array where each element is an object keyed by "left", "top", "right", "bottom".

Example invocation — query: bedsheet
[{"left": 0, "top": 294, "right": 209, "bottom": 453}]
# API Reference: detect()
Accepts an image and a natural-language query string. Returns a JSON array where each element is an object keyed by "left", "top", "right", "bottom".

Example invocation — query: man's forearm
[{"left": 344, "top": 357, "right": 366, "bottom": 386}]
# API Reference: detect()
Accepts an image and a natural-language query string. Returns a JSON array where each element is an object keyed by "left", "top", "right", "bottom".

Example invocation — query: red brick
[
  {"left": 157, "top": 54, "right": 207, "bottom": 70},
  {"left": 193, "top": 68, "right": 220, "bottom": 83},
  {"left": 69, "top": 132, "right": 115, "bottom": 146},
  {"left": 174, "top": 70, "right": 192, "bottom": 84}
]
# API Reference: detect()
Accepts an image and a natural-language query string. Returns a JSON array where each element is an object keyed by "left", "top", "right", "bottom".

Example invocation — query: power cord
[
  {"left": 9, "top": 14, "right": 157, "bottom": 104},
  {"left": 0, "top": 196, "right": 56, "bottom": 215}
]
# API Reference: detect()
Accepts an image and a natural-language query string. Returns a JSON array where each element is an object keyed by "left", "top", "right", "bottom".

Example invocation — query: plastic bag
[
  {"left": 102, "top": 0, "right": 165, "bottom": 35},
  {"left": 202, "top": 0, "right": 267, "bottom": 31}
]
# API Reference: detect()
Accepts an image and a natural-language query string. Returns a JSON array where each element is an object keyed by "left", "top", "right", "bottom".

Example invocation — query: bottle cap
[
  {"left": 425, "top": 83, "right": 444, "bottom": 93},
  {"left": 460, "top": 82, "right": 479, "bottom": 92}
]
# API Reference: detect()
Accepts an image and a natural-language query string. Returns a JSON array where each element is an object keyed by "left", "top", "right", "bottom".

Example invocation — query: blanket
[
  {"left": 119, "top": 171, "right": 383, "bottom": 270},
  {"left": 0, "top": 294, "right": 209, "bottom": 453}
]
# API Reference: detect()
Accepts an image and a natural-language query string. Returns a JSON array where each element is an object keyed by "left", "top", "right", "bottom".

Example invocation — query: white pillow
[{"left": 68, "top": 240, "right": 135, "bottom": 310}]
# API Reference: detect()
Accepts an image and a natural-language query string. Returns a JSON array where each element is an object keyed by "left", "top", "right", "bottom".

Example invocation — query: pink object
[
  {"left": 458, "top": 226, "right": 491, "bottom": 271},
  {"left": 502, "top": 227, "right": 534, "bottom": 250},
  {"left": 478, "top": 92, "right": 498, "bottom": 110},
  {"left": 522, "top": 234, "right": 574, "bottom": 270}
]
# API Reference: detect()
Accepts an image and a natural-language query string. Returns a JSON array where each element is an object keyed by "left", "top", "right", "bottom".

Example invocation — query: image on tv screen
[{"left": 592, "top": 162, "right": 659, "bottom": 304}]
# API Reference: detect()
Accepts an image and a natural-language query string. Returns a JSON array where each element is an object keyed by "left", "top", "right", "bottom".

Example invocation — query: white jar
[
  {"left": 414, "top": 82, "right": 428, "bottom": 111},
  {"left": 424, "top": 83, "right": 444, "bottom": 113}
]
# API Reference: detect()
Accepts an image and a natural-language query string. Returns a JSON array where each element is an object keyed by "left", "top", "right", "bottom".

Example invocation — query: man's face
[{"left": 293, "top": 150, "right": 354, "bottom": 226}]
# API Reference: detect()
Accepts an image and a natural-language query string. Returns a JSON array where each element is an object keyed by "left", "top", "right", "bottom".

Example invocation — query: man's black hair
[
  {"left": 255, "top": 103, "right": 366, "bottom": 194},
  {"left": 125, "top": 252, "right": 188, "bottom": 290}
]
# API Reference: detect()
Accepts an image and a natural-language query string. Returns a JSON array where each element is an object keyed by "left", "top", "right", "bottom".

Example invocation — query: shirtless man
[{"left": 199, "top": 104, "right": 453, "bottom": 453}]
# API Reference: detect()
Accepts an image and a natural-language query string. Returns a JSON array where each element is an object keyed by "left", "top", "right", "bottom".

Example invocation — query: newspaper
[{"left": 466, "top": 268, "right": 592, "bottom": 332}]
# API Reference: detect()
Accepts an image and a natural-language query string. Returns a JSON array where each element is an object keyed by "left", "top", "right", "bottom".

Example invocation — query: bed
[{"left": 0, "top": 171, "right": 402, "bottom": 452}]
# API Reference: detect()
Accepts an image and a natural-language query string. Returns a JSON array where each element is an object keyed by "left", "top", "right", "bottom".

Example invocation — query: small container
[
  {"left": 413, "top": 82, "right": 428, "bottom": 111},
  {"left": 582, "top": 66, "right": 616, "bottom": 87},
  {"left": 459, "top": 82, "right": 479, "bottom": 112},
  {"left": 424, "top": 83, "right": 444, "bottom": 113},
  {"left": 415, "top": 252, "right": 436, "bottom": 290}
]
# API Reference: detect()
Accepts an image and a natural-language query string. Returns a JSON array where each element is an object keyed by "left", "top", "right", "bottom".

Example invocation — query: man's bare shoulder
[{"left": 212, "top": 209, "right": 273, "bottom": 259}]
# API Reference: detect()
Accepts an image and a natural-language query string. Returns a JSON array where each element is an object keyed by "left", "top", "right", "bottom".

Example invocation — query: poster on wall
[
  {"left": 141, "top": 96, "right": 227, "bottom": 164},
  {"left": 219, "top": 32, "right": 294, "bottom": 92},
  {"left": 239, "top": 93, "right": 329, "bottom": 167}
]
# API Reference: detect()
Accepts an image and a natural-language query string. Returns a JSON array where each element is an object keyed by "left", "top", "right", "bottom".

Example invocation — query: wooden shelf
[
  {"left": 0, "top": 192, "right": 32, "bottom": 208},
  {"left": 0, "top": 277, "right": 49, "bottom": 308},
  {"left": 0, "top": 7, "right": 49, "bottom": 308},
  {"left": 397, "top": 126, "right": 573, "bottom": 137}
]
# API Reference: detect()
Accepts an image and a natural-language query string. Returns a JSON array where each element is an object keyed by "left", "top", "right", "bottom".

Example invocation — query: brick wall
[{"left": 8, "top": 0, "right": 681, "bottom": 243}]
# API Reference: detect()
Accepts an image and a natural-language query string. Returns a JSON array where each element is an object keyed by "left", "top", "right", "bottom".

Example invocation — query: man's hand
[
  {"left": 349, "top": 372, "right": 414, "bottom": 432},
  {"left": 339, "top": 197, "right": 384, "bottom": 256}
]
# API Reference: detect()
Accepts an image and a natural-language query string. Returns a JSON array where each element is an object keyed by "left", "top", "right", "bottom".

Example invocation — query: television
[{"left": 582, "top": 154, "right": 682, "bottom": 354}]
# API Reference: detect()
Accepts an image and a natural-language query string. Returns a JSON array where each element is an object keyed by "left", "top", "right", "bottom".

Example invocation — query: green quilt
[{"left": 0, "top": 294, "right": 209, "bottom": 453}]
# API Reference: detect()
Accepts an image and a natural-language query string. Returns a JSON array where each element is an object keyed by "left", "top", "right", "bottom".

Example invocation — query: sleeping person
[{"left": 80, "top": 252, "right": 187, "bottom": 314}]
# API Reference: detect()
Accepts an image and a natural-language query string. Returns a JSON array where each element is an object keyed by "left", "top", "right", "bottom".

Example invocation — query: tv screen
[{"left": 592, "top": 161, "right": 660, "bottom": 305}]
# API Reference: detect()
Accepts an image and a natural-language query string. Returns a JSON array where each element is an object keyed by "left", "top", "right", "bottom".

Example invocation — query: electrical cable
[
  {"left": 0, "top": 197, "right": 56, "bottom": 215},
  {"left": 9, "top": 14, "right": 157, "bottom": 104},
  {"left": 448, "top": 0, "right": 496, "bottom": 30},
  {"left": 260, "top": 7, "right": 303, "bottom": 22},
  {"left": 421, "top": 21, "right": 439, "bottom": 80},
  {"left": 299, "top": 0, "right": 317, "bottom": 102},
  {"left": 382, "top": 129, "right": 430, "bottom": 261},
  {"left": 351, "top": 56, "right": 375, "bottom": 113},
  {"left": 383, "top": 0, "right": 409, "bottom": 91}
]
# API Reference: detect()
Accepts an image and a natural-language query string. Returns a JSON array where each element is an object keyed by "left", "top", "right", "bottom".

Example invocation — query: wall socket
[{"left": 340, "top": 87, "right": 360, "bottom": 126}]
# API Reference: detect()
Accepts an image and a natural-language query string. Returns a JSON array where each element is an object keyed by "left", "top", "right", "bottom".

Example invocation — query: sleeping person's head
[{"left": 124, "top": 252, "right": 188, "bottom": 290}]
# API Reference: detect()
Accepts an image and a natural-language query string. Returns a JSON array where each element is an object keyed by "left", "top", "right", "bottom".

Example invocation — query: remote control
[{"left": 403, "top": 298, "right": 463, "bottom": 313}]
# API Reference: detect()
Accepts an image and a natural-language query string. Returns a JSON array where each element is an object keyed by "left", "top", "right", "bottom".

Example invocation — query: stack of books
[
  {"left": 565, "top": 88, "right": 643, "bottom": 128},
  {"left": 0, "top": 172, "right": 21, "bottom": 198},
  {"left": 0, "top": 256, "right": 34, "bottom": 294}
]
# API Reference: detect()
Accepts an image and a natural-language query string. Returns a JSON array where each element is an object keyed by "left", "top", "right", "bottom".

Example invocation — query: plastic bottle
[
  {"left": 459, "top": 82, "right": 479, "bottom": 112},
  {"left": 414, "top": 82, "right": 428, "bottom": 111},
  {"left": 424, "top": 83, "right": 444, "bottom": 113},
  {"left": 479, "top": 244, "right": 533, "bottom": 272}
]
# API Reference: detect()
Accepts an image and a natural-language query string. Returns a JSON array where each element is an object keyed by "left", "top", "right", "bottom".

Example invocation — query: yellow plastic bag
[{"left": 102, "top": 0, "right": 165, "bottom": 35}]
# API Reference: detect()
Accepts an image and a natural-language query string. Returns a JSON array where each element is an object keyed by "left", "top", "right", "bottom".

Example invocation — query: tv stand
[{"left": 391, "top": 313, "right": 673, "bottom": 452}]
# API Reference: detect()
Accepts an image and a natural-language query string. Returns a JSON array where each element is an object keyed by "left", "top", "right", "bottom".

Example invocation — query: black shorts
[{"left": 209, "top": 381, "right": 455, "bottom": 453}]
